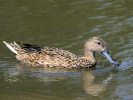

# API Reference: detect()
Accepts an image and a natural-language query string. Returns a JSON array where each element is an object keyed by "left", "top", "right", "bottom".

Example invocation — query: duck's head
[{"left": 84, "top": 37, "right": 119, "bottom": 66}]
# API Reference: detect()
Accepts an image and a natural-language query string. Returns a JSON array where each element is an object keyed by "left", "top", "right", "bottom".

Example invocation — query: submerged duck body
[{"left": 3, "top": 37, "right": 119, "bottom": 68}]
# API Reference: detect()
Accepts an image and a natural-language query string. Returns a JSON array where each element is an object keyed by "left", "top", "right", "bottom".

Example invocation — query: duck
[{"left": 3, "top": 37, "right": 119, "bottom": 68}]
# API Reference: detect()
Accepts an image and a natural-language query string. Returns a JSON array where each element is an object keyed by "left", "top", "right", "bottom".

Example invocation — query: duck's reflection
[
  {"left": 4, "top": 64, "right": 113, "bottom": 96},
  {"left": 82, "top": 70, "right": 112, "bottom": 96}
]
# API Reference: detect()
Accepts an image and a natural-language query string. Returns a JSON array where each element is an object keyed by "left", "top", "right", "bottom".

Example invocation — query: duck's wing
[
  {"left": 17, "top": 42, "right": 77, "bottom": 58},
  {"left": 17, "top": 42, "right": 42, "bottom": 52}
]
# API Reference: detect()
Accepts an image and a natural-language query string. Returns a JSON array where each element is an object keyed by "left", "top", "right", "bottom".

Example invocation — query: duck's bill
[{"left": 101, "top": 49, "right": 119, "bottom": 66}]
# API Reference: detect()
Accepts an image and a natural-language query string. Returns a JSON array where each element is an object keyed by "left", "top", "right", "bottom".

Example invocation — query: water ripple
[{"left": 117, "top": 58, "right": 133, "bottom": 71}]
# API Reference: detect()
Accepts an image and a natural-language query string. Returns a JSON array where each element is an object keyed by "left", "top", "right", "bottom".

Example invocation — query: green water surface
[{"left": 0, "top": 0, "right": 133, "bottom": 100}]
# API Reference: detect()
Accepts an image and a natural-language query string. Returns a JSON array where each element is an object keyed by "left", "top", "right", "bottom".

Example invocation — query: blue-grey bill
[{"left": 101, "top": 49, "right": 119, "bottom": 66}]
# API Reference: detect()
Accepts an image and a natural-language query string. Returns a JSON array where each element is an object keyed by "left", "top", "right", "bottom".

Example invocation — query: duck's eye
[{"left": 98, "top": 42, "right": 101, "bottom": 45}]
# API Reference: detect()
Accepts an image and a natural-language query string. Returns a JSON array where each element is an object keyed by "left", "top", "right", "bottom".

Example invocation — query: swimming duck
[{"left": 3, "top": 37, "right": 119, "bottom": 68}]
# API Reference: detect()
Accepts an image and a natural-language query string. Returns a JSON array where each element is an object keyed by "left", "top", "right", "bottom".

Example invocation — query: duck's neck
[{"left": 83, "top": 48, "right": 96, "bottom": 62}]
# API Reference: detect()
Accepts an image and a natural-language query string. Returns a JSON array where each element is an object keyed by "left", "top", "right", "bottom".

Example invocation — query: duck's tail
[{"left": 3, "top": 41, "right": 22, "bottom": 55}]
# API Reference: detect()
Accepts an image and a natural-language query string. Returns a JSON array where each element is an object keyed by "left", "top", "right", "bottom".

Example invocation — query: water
[{"left": 0, "top": 0, "right": 133, "bottom": 100}]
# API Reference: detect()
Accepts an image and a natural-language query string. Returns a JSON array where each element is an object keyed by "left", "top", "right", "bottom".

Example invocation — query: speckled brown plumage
[
  {"left": 15, "top": 45, "right": 96, "bottom": 68},
  {"left": 3, "top": 37, "right": 119, "bottom": 68}
]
